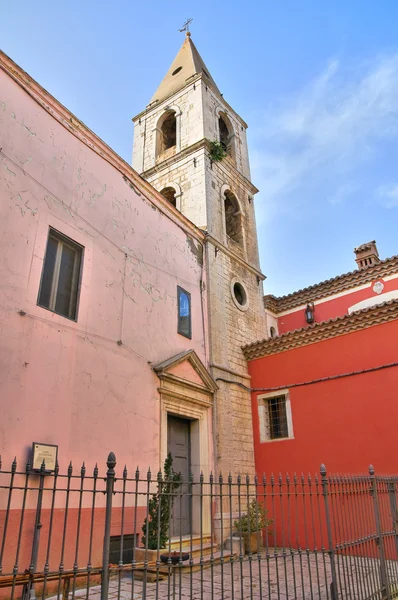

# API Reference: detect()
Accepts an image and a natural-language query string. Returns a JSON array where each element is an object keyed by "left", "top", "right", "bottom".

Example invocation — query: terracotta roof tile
[
  {"left": 264, "top": 255, "right": 398, "bottom": 313},
  {"left": 244, "top": 299, "right": 398, "bottom": 360}
]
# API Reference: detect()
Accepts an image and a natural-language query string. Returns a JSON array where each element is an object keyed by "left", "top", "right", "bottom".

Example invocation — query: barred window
[
  {"left": 258, "top": 392, "right": 293, "bottom": 443},
  {"left": 38, "top": 228, "right": 83, "bottom": 321},
  {"left": 267, "top": 396, "right": 288, "bottom": 439}
]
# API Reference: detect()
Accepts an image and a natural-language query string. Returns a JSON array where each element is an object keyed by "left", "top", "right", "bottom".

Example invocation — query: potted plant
[
  {"left": 138, "top": 454, "right": 184, "bottom": 561},
  {"left": 234, "top": 499, "right": 272, "bottom": 554}
]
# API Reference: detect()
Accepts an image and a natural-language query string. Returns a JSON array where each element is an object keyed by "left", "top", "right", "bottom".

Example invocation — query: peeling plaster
[
  {"left": 123, "top": 175, "right": 141, "bottom": 196},
  {"left": 15, "top": 195, "right": 37, "bottom": 217},
  {"left": 21, "top": 155, "right": 32, "bottom": 166},
  {"left": 43, "top": 193, "right": 74, "bottom": 218},
  {"left": 3, "top": 163, "right": 16, "bottom": 177},
  {"left": 186, "top": 235, "right": 204, "bottom": 265},
  {"left": 89, "top": 183, "right": 107, "bottom": 206}
]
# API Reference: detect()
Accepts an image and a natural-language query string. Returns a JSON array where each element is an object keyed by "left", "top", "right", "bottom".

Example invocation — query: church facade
[
  {"left": 0, "top": 32, "right": 266, "bottom": 494},
  {"left": 2, "top": 31, "right": 398, "bottom": 506}
]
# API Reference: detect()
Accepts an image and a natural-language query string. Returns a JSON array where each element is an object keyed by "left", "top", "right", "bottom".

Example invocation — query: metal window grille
[
  {"left": 267, "top": 395, "right": 289, "bottom": 439},
  {"left": 37, "top": 228, "right": 83, "bottom": 320}
]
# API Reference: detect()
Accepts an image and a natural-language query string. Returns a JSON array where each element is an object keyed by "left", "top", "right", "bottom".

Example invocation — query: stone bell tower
[{"left": 132, "top": 33, "right": 266, "bottom": 477}]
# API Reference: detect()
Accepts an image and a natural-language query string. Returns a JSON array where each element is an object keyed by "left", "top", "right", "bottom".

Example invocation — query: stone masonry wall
[
  {"left": 202, "top": 86, "right": 251, "bottom": 181},
  {"left": 133, "top": 81, "right": 204, "bottom": 173},
  {"left": 205, "top": 156, "right": 261, "bottom": 269},
  {"left": 207, "top": 244, "right": 266, "bottom": 477},
  {"left": 146, "top": 147, "right": 208, "bottom": 229},
  {"left": 133, "top": 73, "right": 267, "bottom": 479}
]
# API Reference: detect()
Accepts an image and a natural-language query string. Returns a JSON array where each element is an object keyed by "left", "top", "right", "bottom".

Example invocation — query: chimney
[{"left": 354, "top": 240, "right": 380, "bottom": 269}]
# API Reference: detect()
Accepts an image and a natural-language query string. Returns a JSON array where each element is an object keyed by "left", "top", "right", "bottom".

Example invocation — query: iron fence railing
[{"left": 0, "top": 453, "right": 397, "bottom": 600}]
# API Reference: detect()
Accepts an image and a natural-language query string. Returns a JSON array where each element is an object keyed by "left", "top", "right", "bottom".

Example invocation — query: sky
[{"left": 2, "top": 1, "right": 398, "bottom": 296}]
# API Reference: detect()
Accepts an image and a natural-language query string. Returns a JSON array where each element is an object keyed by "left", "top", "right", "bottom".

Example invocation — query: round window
[
  {"left": 231, "top": 278, "right": 249, "bottom": 311},
  {"left": 172, "top": 67, "right": 183, "bottom": 76}
]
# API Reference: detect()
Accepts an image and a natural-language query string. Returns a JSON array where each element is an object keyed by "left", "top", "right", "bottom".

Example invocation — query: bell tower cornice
[
  {"left": 132, "top": 73, "right": 248, "bottom": 130},
  {"left": 140, "top": 138, "right": 259, "bottom": 196}
]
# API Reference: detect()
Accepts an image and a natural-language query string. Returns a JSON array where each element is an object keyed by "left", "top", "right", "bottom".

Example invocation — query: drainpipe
[{"left": 203, "top": 233, "right": 218, "bottom": 477}]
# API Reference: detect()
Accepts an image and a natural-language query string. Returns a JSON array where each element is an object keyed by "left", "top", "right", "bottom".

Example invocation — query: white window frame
[
  {"left": 37, "top": 228, "right": 83, "bottom": 321},
  {"left": 257, "top": 389, "right": 294, "bottom": 443}
]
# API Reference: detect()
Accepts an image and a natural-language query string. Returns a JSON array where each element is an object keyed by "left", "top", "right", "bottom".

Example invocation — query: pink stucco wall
[{"left": 0, "top": 61, "right": 210, "bottom": 474}]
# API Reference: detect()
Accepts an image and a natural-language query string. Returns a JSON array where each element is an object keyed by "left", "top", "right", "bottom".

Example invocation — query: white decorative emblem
[{"left": 373, "top": 281, "right": 384, "bottom": 295}]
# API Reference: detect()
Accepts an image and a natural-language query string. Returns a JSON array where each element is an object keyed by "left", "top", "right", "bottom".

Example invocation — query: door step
[
  {"left": 169, "top": 535, "right": 212, "bottom": 551},
  {"left": 133, "top": 549, "right": 238, "bottom": 581}
]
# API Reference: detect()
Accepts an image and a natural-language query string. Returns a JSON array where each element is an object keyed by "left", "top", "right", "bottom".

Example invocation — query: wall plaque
[{"left": 32, "top": 442, "right": 58, "bottom": 472}]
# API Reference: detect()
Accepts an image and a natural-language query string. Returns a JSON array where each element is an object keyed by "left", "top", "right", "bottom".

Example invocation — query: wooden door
[{"left": 167, "top": 415, "right": 191, "bottom": 537}]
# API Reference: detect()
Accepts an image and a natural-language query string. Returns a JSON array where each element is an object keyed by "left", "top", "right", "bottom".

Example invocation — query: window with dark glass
[
  {"left": 38, "top": 229, "right": 83, "bottom": 320},
  {"left": 267, "top": 396, "right": 289, "bottom": 440},
  {"left": 177, "top": 286, "right": 191, "bottom": 338}
]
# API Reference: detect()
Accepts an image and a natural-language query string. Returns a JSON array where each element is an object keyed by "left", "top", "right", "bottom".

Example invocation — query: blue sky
[{"left": 2, "top": 1, "right": 398, "bottom": 296}]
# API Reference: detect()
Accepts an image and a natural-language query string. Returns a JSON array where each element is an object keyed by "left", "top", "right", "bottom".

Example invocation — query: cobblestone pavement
[{"left": 48, "top": 551, "right": 398, "bottom": 600}]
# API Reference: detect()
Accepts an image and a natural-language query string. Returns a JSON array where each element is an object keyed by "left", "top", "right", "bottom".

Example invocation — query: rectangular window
[
  {"left": 177, "top": 286, "right": 191, "bottom": 339},
  {"left": 38, "top": 228, "right": 83, "bottom": 321},
  {"left": 109, "top": 534, "right": 139, "bottom": 566},
  {"left": 258, "top": 391, "right": 294, "bottom": 442},
  {"left": 267, "top": 396, "right": 288, "bottom": 439}
]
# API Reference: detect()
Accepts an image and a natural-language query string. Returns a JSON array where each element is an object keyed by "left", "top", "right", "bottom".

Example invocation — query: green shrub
[
  {"left": 234, "top": 499, "right": 273, "bottom": 533},
  {"left": 208, "top": 140, "right": 226, "bottom": 162},
  {"left": 141, "top": 453, "right": 181, "bottom": 550}
]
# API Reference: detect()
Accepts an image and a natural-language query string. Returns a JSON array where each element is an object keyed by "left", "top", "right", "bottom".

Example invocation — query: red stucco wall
[
  {"left": 249, "top": 318, "right": 398, "bottom": 477},
  {"left": 277, "top": 277, "right": 398, "bottom": 333}
]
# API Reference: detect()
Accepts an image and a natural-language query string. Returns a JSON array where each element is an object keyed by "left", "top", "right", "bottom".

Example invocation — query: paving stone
[{"left": 45, "top": 551, "right": 396, "bottom": 600}]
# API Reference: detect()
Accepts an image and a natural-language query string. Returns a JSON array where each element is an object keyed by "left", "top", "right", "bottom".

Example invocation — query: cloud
[
  {"left": 251, "top": 54, "right": 398, "bottom": 223},
  {"left": 328, "top": 182, "right": 360, "bottom": 206},
  {"left": 378, "top": 183, "right": 398, "bottom": 208}
]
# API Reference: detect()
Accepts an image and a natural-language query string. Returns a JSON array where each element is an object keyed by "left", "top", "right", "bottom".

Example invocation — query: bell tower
[{"left": 132, "top": 33, "right": 266, "bottom": 477}]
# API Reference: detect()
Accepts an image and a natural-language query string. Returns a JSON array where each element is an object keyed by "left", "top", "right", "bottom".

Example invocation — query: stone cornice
[
  {"left": 243, "top": 299, "right": 398, "bottom": 360},
  {"left": 0, "top": 51, "right": 206, "bottom": 245},
  {"left": 205, "top": 234, "right": 265, "bottom": 280},
  {"left": 264, "top": 256, "right": 398, "bottom": 313},
  {"left": 133, "top": 74, "right": 249, "bottom": 129},
  {"left": 142, "top": 139, "right": 259, "bottom": 196},
  {"left": 153, "top": 349, "right": 218, "bottom": 392}
]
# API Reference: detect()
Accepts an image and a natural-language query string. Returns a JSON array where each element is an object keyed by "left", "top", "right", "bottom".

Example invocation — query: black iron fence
[{"left": 0, "top": 453, "right": 397, "bottom": 600}]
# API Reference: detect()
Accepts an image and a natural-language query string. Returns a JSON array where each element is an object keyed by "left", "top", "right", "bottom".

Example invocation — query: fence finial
[
  {"left": 369, "top": 464, "right": 375, "bottom": 476},
  {"left": 320, "top": 463, "right": 327, "bottom": 476},
  {"left": 107, "top": 452, "right": 116, "bottom": 470}
]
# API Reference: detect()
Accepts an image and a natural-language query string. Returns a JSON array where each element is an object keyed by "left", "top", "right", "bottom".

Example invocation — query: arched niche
[
  {"left": 159, "top": 181, "right": 182, "bottom": 211},
  {"left": 216, "top": 109, "right": 236, "bottom": 162},
  {"left": 160, "top": 187, "right": 177, "bottom": 207},
  {"left": 222, "top": 188, "right": 243, "bottom": 246},
  {"left": 155, "top": 106, "right": 182, "bottom": 158}
]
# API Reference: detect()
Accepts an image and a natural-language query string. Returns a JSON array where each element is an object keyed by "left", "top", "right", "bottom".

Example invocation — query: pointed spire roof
[{"left": 150, "top": 33, "right": 220, "bottom": 104}]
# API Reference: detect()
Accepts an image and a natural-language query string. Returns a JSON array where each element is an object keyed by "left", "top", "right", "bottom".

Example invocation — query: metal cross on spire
[{"left": 179, "top": 18, "right": 193, "bottom": 35}]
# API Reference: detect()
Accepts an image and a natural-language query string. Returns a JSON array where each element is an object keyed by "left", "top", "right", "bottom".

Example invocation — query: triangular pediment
[
  {"left": 150, "top": 35, "right": 221, "bottom": 104},
  {"left": 152, "top": 350, "right": 217, "bottom": 392}
]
